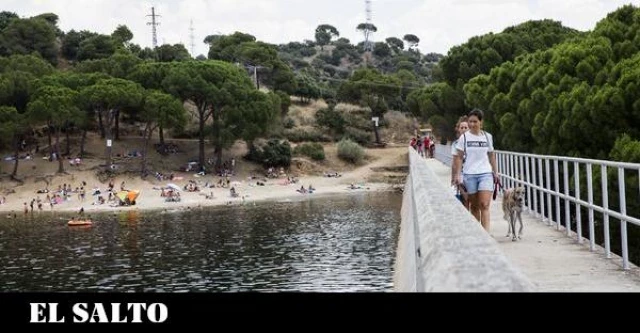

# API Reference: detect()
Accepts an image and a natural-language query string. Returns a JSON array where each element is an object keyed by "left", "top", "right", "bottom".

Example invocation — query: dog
[{"left": 502, "top": 187, "right": 525, "bottom": 241}]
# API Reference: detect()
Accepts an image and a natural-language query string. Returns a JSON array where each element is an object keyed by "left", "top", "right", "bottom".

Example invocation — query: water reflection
[{"left": 0, "top": 192, "right": 401, "bottom": 292}]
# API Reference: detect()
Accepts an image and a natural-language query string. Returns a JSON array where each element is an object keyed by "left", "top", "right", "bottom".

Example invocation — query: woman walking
[
  {"left": 452, "top": 109, "right": 498, "bottom": 232},
  {"left": 451, "top": 116, "right": 469, "bottom": 209}
]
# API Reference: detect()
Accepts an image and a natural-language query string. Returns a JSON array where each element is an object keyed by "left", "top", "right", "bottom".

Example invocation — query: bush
[
  {"left": 299, "top": 47, "right": 317, "bottom": 57},
  {"left": 342, "top": 127, "right": 372, "bottom": 146},
  {"left": 246, "top": 139, "right": 292, "bottom": 168},
  {"left": 316, "top": 107, "right": 345, "bottom": 134},
  {"left": 171, "top": 127, "right": 200, "bottom": 139},
  {"left": 343, "top": 112, "right": 374, "bottom": 131},
  {"left": 337, "top": 138, "right": 365, "bottom": 164},
  {"left": 293, "top": 143, "right": 325, "bottom": 161},
  {"left": 284, "top": 128, "right": 332, "bottom": 143},
  {"left": 275, "top": 90, "right": 291, "bottom": 116},
  {"left": 283, "top": 117, "right": 296, "bottom": 129}
]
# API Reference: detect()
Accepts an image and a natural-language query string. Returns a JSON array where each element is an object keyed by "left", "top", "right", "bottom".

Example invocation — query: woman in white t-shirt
[
  {"left": 452, "top": 109, "right": 498, "bottom": 232},
  {"left": 450, "top": 116, "right": 469, "bottom": 208}
]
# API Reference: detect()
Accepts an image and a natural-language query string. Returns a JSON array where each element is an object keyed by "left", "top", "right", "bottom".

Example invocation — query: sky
[{"left": 3, "top": 0, "right": 639, "bottom": 57}]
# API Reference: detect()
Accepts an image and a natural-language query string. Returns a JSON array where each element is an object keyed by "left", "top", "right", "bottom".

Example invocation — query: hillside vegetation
[
  {"left": 1, "top": 5, "right": 640, "bottom": 175},
  {"left": 0, "top": 11, "right": 436, "bottom": 181}
]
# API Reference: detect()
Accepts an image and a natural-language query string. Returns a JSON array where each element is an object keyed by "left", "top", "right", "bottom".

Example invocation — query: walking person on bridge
[
  {"left": 451, "top": 116, "right": 469, "bottom": 209},
  {"left": 452, "top": 109, "right": 498, "bottom": 232}
]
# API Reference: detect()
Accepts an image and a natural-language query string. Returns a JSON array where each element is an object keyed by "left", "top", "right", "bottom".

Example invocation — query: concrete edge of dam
[{"left": 394, "top": 148, "right": 534, "bottom": 292}]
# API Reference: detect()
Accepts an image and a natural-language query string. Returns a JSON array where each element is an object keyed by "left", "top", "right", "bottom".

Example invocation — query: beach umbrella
[
  {"left": 127, "top": 190, "right": 140, "bottom": 202},
  {"left": 115, "top": 191, "right": 128, "bottom": 203},
  {"left": 166, "top": 183, "right": 181, "bottom": 191}
]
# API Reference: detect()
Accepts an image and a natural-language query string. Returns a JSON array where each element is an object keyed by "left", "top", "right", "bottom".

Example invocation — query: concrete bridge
[{"left": 394, "top": 147, "right": 640, "bottom": 292}]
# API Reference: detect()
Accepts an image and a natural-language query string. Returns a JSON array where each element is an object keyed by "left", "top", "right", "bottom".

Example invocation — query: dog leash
[{"left": 493, "top": 176, "right": 504, "bottom": 201}]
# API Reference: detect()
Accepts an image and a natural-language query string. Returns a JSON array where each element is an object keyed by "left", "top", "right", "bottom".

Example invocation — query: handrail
[
  {"left": 494, "top": 150, "right": 639, "bottom": 270},
  {"left": 434, "top": 143, "right": 640, "bottom": 270}
]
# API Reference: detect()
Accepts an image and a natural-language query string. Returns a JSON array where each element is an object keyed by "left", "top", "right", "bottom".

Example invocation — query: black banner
[
  {"left": 0, "top": 293, "right": 420, "bottom": 327},
  {"left": 0, "top": 292, "right": 621, "bottom": 327}
]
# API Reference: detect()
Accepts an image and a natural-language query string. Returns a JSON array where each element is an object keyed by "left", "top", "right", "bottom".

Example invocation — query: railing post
[
  {"left": 601, "top": 165, "right": 611, "bottom": 258},
  {"left": 499, "top": 153, "right": 505, "bottom": 186},
  {"left": 564, "top": 161, "right": 571, "bottom": 236},
  {"left": 574, "top": 162, "right": 583, "bottom": 243},
  {"left": 554, "top": 160, "right": 561, "bottom": 231},
  {"left": 545, "top": 158, "right": 552, "bottom": 225},
  {"left": 587, "top": 163, "right": 595, "bottom": 251},
  {"left": 525, "top": 156, "right": 532, "bottom": 213},
  {"left": 538, "top": 158, "right": 545, "bottom": 222},
  {"left": 518, "top": 155, "right": 524, "bottom": 187},
  {"left": 509, "top": 154, "right": 515, "bottom": 189},
  {"left": 618, "top": 168, "right": 629, "bottom": 270},
  {"left": 532, "top": 157, "right": 539, "bottom": 218}
]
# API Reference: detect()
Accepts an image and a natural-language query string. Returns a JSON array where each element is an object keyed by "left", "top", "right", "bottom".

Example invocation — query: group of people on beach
[
  {"left": 297, "top": 185, "right": 315, "bottom": 194},
  {"left": 25, "top": 182, "right": 91, "bottom": 214}
]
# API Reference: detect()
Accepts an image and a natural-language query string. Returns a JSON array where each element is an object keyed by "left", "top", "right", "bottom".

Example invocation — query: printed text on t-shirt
[{"left": 467, "top": 141, "right": 489, "bottom": 148}]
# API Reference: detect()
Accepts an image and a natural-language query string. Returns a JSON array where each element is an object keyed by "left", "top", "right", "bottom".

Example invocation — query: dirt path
[{"left": 342, "top": 146, "right": 407, "bottom": 182}]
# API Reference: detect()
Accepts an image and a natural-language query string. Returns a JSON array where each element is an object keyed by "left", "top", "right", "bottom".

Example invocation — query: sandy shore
[{"left": 0, "top": 147, "right": 407, "bottom": 216}]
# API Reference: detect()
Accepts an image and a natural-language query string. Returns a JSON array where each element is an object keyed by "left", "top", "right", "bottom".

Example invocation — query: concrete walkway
[{"left": 426, "top": 158, "right": 640, "bottom": 292}]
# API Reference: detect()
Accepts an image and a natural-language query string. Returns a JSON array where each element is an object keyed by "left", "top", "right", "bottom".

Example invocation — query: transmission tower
[
  {"left": 364, "top": 0, "right": 374, "bottom": 52},
  {"left": 189, "top": 20, "right": 195, "bottom": 56},
  {"left": 147, "top": 7, "right": 161, "bottom": 48}
]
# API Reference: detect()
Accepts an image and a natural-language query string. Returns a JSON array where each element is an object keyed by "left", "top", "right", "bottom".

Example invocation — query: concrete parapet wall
[{"left": 394, "top": 148, "right": 533, "bottom": 292}]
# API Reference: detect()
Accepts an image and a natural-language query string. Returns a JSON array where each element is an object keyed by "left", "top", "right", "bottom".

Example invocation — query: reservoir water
[{"left": 0, "top": 191, "right": 401, "bottom": 292}]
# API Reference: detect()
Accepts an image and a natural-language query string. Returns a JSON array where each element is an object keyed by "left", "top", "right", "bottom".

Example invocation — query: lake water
[{"left": 0, "top": 191, "right": 402, "bottom": 292}]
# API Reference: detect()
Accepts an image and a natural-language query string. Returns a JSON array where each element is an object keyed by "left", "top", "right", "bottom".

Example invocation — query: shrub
[
  {"left": 284, "top": 128, "right": 332, "bottom": 143},
  {"left": 299, "top": 47, "right": 317, "bottom": 57},
  {"left": 337, "top": 138, "right": 365, "bottom": 164},
  {"left": 293, "top": 142, "right": 325, "bottom": 161},
  {"left": 283, "top": 117, "right": 296, "bottom": 129},
  {"left": 316, "top": 107, "right": 345, "bottom": 134},
  {"left": 343, "top": 112, "right": 374, "bottom": 131},
  {"left": 342, "top": 127, "right": 372, "bottom": 146},
  {"left": 275, "top": 90, "right": 291, "bottom": 116},
  {"left": 246, "top": 139, "right": 292, "bottom": 168}
]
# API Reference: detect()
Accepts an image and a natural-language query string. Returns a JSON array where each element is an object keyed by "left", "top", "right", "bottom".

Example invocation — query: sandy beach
[{"left": 0, "top": 146, "right": 408, "bottom": 217}]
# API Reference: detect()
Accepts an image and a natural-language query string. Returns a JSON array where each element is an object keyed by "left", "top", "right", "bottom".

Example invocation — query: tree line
[
  {"left": 411, "top": 4, "right": 640, "bottom": 266},
  {"left": 0, "top": 10, "right": 441, "bottom": 179}
]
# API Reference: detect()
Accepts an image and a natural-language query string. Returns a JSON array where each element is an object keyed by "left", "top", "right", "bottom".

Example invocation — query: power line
[{"left": 146, "top": 6, "right": 161, "bottom": 49}]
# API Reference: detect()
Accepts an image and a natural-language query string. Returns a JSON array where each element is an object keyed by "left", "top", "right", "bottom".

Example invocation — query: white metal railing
[
  {"left": 494, "top": 150, "right": 640, "bottom": 270},
  {"left": 434, "top": 144, "right": 454, "bottom": 167}
]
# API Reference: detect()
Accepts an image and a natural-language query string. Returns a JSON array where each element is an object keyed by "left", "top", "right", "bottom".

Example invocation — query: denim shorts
[{"left": 463, "top": 173, "right": 494, "bottom": 194}]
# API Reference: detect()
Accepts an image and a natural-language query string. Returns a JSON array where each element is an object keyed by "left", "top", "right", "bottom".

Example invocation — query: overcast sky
[{"left": 3, "top": 0, "right": 638, "bottom": 57}]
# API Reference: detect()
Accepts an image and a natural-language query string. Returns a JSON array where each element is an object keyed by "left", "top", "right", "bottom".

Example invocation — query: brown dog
[{"left": 502, "top": 187, "right": 525, "bottom": 241}]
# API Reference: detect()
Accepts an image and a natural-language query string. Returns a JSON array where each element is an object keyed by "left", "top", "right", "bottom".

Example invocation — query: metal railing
[
  {"left": 434, "top": 144, "right": 454, "bottom": 167},
  {"left": 494, "top": 150, "right": 640, "bottom": 270}
]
